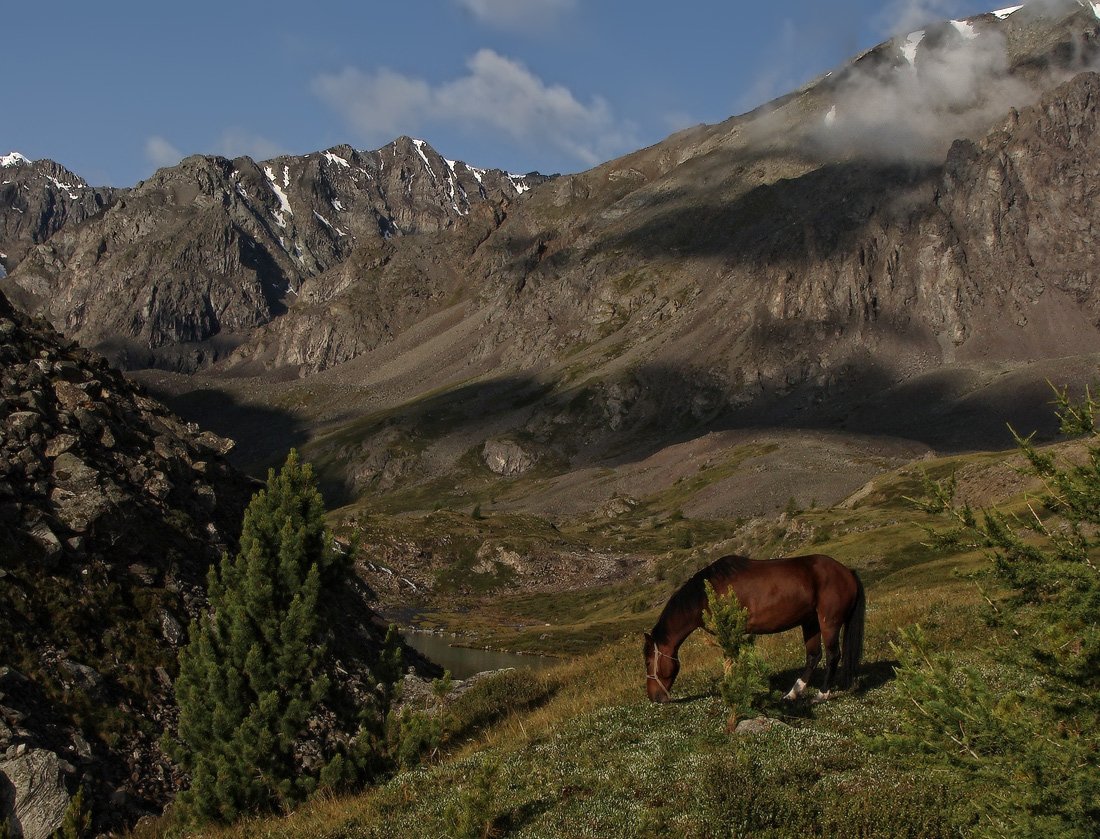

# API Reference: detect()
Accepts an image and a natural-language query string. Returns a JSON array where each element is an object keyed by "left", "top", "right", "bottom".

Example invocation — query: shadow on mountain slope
[
  {"left": 589, "top": 157, "right": 940, "bottom": 267},
  {"left": 291, "top": 353, "right": 1094, "bottom": 509},
  {"left": 138, "top": 383, "right": 308, "bottom": 478}
]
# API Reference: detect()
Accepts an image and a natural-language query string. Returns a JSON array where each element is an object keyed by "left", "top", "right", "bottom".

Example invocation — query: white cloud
[
  {"left": 145, "top": 135, "right": 183, "bottom": 169},
  {"left": 455, "top": 0, "right": 576, "bottom": 29},
  {"left": 313, "top": 49, "right": 636, "bottom": 168},
  {"left": 313, "top": 68, "right": 432, "bottom": 140},
  {"left": 807, "top": 26, "right": 1049, "bottom": 162},
  {"left": 216, "top": 129, "right": 287, "bottom": 162}
]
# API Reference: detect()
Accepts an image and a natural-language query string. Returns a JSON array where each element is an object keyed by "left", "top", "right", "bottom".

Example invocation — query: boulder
[
  {"left": 0, "top": 748, "right": 71, "bottom": 839},
  {"left": 481, "top": 439, "right": 536, "bottom": 477},
  {"left": 734, "top": 716, "right": 787, "bottom": 736}
]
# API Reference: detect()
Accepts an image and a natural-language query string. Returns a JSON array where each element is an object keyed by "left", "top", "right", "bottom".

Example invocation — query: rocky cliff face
[
  {"left": 216, "top": 4, "right": 1100, "bottom": 388},
  {"left": 0, "top": 288, "right": 255, "bottom": 832},
  {"left": 0, "top": 153, "right": 118, "bottom": 277},
  {"left": 1, "top": 140, "right": 548, "bottom": 372}
]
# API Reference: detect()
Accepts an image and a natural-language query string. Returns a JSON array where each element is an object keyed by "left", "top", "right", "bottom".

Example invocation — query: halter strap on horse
[{"left": 647, "top": 642, "right": 680, "bottom": 700}]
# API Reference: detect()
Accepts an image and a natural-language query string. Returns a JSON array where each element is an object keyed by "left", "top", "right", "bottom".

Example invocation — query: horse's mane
[{"left": 650, "top": 554, "right": 750, "bottom": 643}]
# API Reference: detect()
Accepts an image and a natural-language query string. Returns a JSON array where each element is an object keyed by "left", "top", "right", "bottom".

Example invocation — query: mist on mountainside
[{"left": 747, "top": 2, "right": 1100, "bottom": 162}]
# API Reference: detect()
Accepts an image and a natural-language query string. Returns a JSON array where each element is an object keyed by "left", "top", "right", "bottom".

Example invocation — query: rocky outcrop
[
  {"left": 2, "top": 140, "right": 549, "bottom": 372},
  {"left": 0, "top": 153, "right": 118, "bottom": 276},
  {"left": 481, "top": 438, "right": 537, "bottom": 476},
  {"left": 0, "top": 745, "right": 71, "bottom": 839},
  {"left": 0, "top": 288, "right": 255, "bottom": 831}
]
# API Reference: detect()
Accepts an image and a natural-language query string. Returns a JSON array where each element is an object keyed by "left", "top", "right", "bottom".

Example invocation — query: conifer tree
[
  {"left": 168, "top": 450, "right": 364, "bottom": 824},
  {"left": 703, "top": 581, "right": 769, "bottom": 720},
  {"left": 886, "top": 386, "right": 1100, "bottom": 836}
]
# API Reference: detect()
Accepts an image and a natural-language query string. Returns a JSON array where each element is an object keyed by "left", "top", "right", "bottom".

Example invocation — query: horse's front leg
[{"left": 784, "top": 623, "right": 821, "bottom": 701}]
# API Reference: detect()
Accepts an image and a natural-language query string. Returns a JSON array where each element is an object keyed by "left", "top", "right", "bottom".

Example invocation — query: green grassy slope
[{"left": 128, "top": 438, "right": 1061, "bottom": 837}]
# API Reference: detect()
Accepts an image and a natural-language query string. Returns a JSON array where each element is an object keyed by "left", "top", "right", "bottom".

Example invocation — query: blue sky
[{"left": 4, "top": 0, "right": 1004, "bottom": 186}]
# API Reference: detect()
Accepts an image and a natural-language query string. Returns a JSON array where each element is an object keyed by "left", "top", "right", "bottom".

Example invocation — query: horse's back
[{"left": 708, "top": 553, "right": 856, "bottom": 633}]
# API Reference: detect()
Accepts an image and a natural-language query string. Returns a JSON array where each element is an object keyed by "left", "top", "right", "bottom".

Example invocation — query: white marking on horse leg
[
  {"left": 783, "top": 678, "right": 807, "bottom": 701},
  {"left": 812, "top": 689, "right": 832, "bottom": 704}
]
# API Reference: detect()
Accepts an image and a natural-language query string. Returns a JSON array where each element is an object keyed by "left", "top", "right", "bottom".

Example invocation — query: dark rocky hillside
[
  {"left": 0, "top": 288, "right": 257, "bottom": 831},
  {"left": 2, "top": 140, "right": 548, "bottom": 372}
]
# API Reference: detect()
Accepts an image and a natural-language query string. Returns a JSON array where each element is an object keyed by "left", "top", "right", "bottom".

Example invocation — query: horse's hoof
[
  {"left": 811, "top": 690, "right": 832, "bottom": 704},
  {"left": 783, "top": 678, "right": 807, "bottom": 701}
]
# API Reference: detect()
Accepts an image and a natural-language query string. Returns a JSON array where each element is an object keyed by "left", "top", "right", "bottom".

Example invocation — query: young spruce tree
[
  {"left": 168, "top": 451, "right": 359, "bottom": 824},
  {"left": 885, "top": 386, "right": 1100, "bottom": 836},
  {"left": 703, "top": 581, "right": 769, "bottom": 722}
]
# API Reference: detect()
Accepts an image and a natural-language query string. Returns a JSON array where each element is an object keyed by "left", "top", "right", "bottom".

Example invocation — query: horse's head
[{"left": 643, "top": 631, "right": 680, "bottom": 703}]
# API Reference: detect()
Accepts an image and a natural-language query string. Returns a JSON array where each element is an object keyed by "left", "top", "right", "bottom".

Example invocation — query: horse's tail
[{"left": 841, "top": 570, "right": 865, "bottom": 689}]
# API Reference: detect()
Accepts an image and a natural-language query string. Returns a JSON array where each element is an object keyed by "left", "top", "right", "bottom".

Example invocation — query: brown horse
[{"left": 644, "top": 554, "right": 864, "bottom": 703}]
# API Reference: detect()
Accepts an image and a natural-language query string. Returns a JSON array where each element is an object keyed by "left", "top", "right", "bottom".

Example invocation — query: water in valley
[{"left": 401, "top": 631, "right": 560, "bottom": 679}]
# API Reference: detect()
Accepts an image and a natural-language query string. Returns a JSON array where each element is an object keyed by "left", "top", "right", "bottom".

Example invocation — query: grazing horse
[{"left": 644, "top": 554, "right": 864, "bottom": 703}]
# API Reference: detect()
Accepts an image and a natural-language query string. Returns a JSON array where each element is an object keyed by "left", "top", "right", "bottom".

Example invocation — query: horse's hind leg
[
  {"left": 784, "top": 621, "right": 821, "bottom": 701},
  {"left": 815, "top": 622, "right": 842, "bottom": 702}
]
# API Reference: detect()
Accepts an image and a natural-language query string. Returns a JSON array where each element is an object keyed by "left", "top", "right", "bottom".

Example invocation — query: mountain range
[
  {"left": 1, "top": 139, "right": 547, "bottom": 371},
  {"left": 2, "top": 3, "right": 1099, "bottom": 505}
]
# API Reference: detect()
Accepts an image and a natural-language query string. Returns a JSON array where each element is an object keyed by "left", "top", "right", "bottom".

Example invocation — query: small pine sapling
[{"left": 703, "top": 581, "right": 769, "bottom": 724}]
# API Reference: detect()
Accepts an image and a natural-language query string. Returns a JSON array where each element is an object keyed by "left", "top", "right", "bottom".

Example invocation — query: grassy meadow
[{"left": 124, "top": 436, "right": 1055, "bottom": 838}]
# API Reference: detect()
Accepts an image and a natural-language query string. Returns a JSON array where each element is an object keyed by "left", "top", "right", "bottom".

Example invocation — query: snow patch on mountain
[
  {"left": 412, "top": 139, "right": 437, "bottom": 180},
  {"left": 47, "top": 176, "right": 80, "bottom": 200},
  {"left": 313, "top": 210, "right": 347, "bottom": 236},
  {"left": 950, "top": 20, "right": 978, "bottom": 40},
  {"left": 1, "top": 152, "right": 30, "bottom": 167},
  {"left": 264, "top": 165, "right": 294, "bottom": 228},
  {"left": 901, "top": 31, "right": 925, "bottom": 65},
  {"left": 993, "top": 5, "right": 1022, "bottom": 18}
]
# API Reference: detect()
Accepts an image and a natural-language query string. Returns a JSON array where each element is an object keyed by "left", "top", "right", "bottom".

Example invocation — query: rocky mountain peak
[
  {"left": 1, "top": 138, "right": 553, "bottom": 372},
  {"left": 0, "top": 153, "right": 118, "bottom": 277}
]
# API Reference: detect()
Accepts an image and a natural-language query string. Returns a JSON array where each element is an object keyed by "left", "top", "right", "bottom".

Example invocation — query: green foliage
[
  {"left": 443, "top": 759, "right": 501, "bottom": 839},
  {"left": 877, "top": 626, "right": 1026, "bottom": 762},
  {"left": 886, "top": 387, "right": 1100, "bottom": 837},
  {"left": 702, "top": 581, "right": 769, "bottom": 718},
  {"left": 375, "top": 625, "right": 405, "bottom": 705},
  {"left": 701, "top": 741, "right": 964, "bottom": 838},
  {"left": 444, "top": 669, "right": 556, "bottom": 743},
  {"left": 387, "top": 709, "right": 444, "bottom": 769},
  {"left": 53, "top": 785, "right": 92, "bottom": 839},
  {"left": 167, "top": 450, "right": 384, "bottom": 825},
  {"left": 431, "top": 670, "right": 454, "bottom": 702}
]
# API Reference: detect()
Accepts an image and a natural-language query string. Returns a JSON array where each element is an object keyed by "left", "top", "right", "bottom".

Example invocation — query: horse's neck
[{"left": 656, "top": 600, "right": 704, "bottom": 654}]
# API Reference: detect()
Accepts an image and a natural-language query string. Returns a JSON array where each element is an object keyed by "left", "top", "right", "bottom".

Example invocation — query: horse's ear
[{"left": 643, "top": 631, "right": 653, "bottom": 643}]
